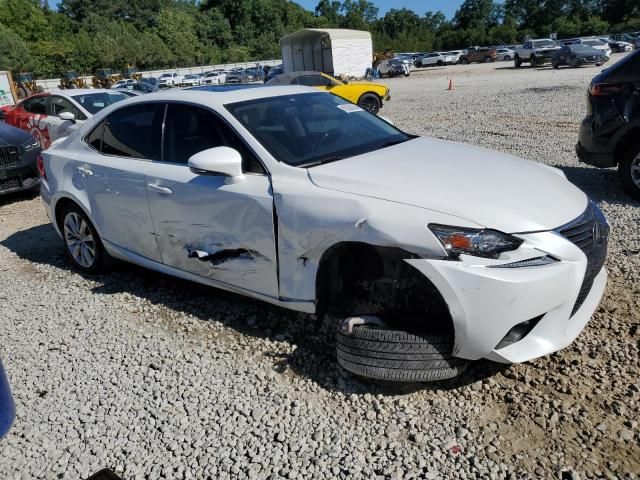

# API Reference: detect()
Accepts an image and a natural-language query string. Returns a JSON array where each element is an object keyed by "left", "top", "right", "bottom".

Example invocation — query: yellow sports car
[{"left": 267, "top": 71, "right": 390, "bottom": 114}]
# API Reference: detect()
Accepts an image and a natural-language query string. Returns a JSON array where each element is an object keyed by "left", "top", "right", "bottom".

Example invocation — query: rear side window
[
  {"left": 605, "top": 51, "right": 640, "bottom": 83},
  {"left": 87, "top": 103, "right": 163, "bottom": 160},
  {"left": 23, "top": 96, "right": 47, "bottom": 114},
  {"left": 162, "top": 103, "right": 264, "bottom": 174}
]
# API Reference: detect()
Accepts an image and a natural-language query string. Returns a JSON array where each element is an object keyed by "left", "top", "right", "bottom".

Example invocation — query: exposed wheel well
[
  {"left": 615, "top": 127, "right": 640, "bottom": 163},
  {"left": 53, "top": 197, "right": 78, "bottom": 232},
  {"left": 315, "top": 242, "right": 453, "bottom": 335}
]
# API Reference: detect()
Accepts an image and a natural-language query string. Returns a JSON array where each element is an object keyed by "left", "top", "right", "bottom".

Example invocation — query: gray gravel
[{"left": 1, "top": 55, "right": 639, "bottom": 479}]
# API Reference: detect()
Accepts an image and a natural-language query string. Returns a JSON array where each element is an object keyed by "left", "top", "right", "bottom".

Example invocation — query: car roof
[
  {"left": 49, "top": 88, "right": 117, "bottom": 96},
  {"left": 266, "top": 71, "right": 331, "bottom": 84},
  {"left": 108, "top": 85, "right": 318, "bottom": 107}
]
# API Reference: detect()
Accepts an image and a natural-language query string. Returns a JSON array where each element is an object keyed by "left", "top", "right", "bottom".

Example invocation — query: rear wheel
[
  {"left": 484, "top": 56, "right": 493, "bottom": 63},
  {"left": 357, "top": 93, "right": 381, "bottom": 115},
  {"left": 336, "top": 321, "right": 466, "bottom": 382},
  {"left": 437, "top": 60, "right": 443, "bottom": 66},
  {"left": 503, "top": 55, "right": 511, "bottom": 61},
  {"left": 619, "top": 144, "right": 640, "bottom": 201},
  {"left": 61, "top": 204, "right": 111, "bottom": 274}
]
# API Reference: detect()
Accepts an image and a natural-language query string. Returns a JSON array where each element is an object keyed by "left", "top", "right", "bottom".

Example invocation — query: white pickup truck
[{"left": 514, "top": 39, "right": 562, "bottom": 67}]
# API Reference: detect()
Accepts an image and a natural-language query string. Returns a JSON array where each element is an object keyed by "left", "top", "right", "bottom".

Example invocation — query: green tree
[{"left": 0, "top": 24, "right": 33, "bottom": 72}]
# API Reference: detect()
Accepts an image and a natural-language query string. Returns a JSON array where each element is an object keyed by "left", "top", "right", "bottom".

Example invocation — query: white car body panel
[{"left": 40, "top": 86, "right": 607, "bottom": 365}]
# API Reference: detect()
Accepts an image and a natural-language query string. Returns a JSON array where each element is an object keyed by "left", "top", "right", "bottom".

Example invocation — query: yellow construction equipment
[
  {"left": 121, "top": 65, "right": 142, "bottom": 82},
  {"left": 92, "top": 69, "right": 121, "bottom": 89},
  {"left": 59, "top": 71, "right": 87, "bottom": 89},
  {"left": 14, "top": 72, "right": 43, "bottom": 99}
]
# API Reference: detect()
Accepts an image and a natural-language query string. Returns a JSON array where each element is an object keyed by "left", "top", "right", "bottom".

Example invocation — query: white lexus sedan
[{"left": 39, "top": 86, "right": 609, "bottom": 382}]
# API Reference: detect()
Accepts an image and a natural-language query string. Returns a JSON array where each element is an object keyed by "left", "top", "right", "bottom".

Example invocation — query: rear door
[
  {"left": 11, "top": 96, "right": 51, "bottom": 148},
  {"left": 145, "top": 102, "right": 279, "bottom": 297},
  {"left": 80, "top": 103, "right": 164, "bottom": 262}
]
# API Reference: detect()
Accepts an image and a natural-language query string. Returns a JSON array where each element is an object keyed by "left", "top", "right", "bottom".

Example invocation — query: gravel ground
[{"left": 1, "top": 56, "right": 639, "bottom": 479}]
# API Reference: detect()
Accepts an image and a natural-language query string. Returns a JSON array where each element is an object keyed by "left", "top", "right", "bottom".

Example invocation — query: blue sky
[{"left": 295, "top": 0, "right": 465, "bottom": 18}]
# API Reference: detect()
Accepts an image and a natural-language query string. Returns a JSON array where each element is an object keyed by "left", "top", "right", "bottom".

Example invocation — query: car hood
[
  {"left": 307, "top": 138, "right": 587, "bottom": 233},
  {"left": 0, "top": 122, "right": 31, "bottom": 145},
  {"left": 343, "top": 81, "right": 387, "bottom": 90}
]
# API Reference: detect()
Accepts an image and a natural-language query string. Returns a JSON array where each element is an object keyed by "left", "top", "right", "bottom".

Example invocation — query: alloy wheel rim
[
  {"left": 64, "top": 212, "right": 96, "bottom": 268},
  {"left": 631, "top": 153, "right": 640, "bottom": 189},
  {"left": 361, "top": 98, "right": 378, "bottom": 113}
]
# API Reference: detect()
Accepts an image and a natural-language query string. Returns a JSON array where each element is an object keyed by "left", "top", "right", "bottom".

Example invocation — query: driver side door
[{"left": 145, "top": 103, "right": 279, "bottom": 298}]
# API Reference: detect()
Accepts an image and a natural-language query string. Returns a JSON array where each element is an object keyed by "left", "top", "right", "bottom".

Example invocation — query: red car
[{"left": 1, "top": 89, "right": 129, "bottom": 149}]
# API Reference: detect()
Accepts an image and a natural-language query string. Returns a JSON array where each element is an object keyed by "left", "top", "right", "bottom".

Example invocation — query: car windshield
[
  {"left": 71, "top": 92, "right": 128, "bottom": 114},
  {"left": 160, "top": 74, "right": 172, "bottom": 78},
  {"left": 226, "top": 93, "right": 411, "bottom": 168},
  {"left": 583, "top": 39, "right": 604, "bottom": 46}
]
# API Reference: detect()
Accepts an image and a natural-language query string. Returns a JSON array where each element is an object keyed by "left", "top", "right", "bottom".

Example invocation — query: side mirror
[
  {"left": 188, "top": 147, "right": 245, "bottom": 182},
  {"left": 59, "top": 111, "right": 75, "bottom": 122}
]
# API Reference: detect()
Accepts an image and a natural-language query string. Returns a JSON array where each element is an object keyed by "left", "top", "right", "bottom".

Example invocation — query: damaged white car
[{"left": 40, "top": 86, "right": 609, "bottom": 382}]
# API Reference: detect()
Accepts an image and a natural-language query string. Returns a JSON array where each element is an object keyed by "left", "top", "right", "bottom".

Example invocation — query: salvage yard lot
[{"left": 1, "top": 56, "right": 639, "bottom": 479}]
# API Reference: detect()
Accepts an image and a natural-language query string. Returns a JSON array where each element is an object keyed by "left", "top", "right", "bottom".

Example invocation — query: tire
[
  {"left": 552, "top": 59, "right": 559, "bottom": 69},
  {"left": 618, "top": 144, "right": 640, "bottom": 201},
  {"left": 437, "top": 60, "right": 443, "bottom": 66},
  {"left": 336, "top": 324, "right": 467, "bottom": 382},
  {"left": 530, "top": 55, "right": 538, "bottom": 67},
  {"left": 357, "top": 93, "right": 381, "bottom": 115},
  {"left": 484, "top": 56, "right": 493, "bottom": 63},
  {"left": 514, "top": 56, "right": 522, "bottom": 68},
  {"left": 461, "top": 58, "right": 469, "bottom": 65},
  {"left": 503, "top": 55, "right": 511, "bottom": 61},
  {"left": 60, "top": 204, "right": 111, "bottom": 274}
]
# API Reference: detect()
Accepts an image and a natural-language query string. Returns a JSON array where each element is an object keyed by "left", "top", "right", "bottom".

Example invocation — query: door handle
[
  {"left": 77, "top": 166, "right": 93, "bottom": 177},
  {"left": 147, "top": 184, "right": 173, "bottom": 195}
]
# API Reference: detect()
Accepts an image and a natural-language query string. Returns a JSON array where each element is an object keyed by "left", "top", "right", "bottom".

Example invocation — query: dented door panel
[{"left": 146, "top": 163, "right": 279, "bottom": 298}]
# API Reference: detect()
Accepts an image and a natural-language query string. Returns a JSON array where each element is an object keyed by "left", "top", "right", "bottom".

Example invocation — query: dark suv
[{"left": 576, "top": 50, "right": 640, "bottom": 200}]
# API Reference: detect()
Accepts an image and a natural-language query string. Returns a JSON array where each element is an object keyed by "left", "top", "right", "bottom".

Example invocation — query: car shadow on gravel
[
  {"left": 2, "top": 223, "right": 510, "bottom": 396},
  {"left": 558, "top": 165, "right": 640, "bottom": 207},
  {"left": 0, "top": 188, "right": 39, "bottom": 207}
]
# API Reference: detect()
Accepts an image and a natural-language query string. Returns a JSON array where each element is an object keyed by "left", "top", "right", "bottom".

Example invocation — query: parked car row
[{"left": 141, "top": 67, "right": 271, "bottom": 89}]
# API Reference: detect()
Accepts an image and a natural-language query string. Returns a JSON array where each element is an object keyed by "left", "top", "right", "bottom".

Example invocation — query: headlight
[
  {"left": 22, "top": 138, "right": 39, "bottom": 151},
  {"left": 428, "top": 224, "right": 523, "bottom": 259}
]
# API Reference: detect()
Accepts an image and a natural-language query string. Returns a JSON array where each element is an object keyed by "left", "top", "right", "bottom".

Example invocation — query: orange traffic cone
[{"left": 448, "top": 78, "right": 454, "bottom": 90}]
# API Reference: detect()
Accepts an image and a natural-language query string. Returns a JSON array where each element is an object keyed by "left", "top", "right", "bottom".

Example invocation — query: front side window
[
  {"left": 71, "top": 92, "right": 128, "bottom": 115},
  {"left": 163, "top": 103, "right": 264, "bottom": 173},
  {"left": 226, "top": 93, "right": 410, "bottom": 168},
  {"left": 50, "top": 96, "right": 85, "bottom": 120},
  {"left": 99, "top": 103, "right": 163, "bottom": 159}
]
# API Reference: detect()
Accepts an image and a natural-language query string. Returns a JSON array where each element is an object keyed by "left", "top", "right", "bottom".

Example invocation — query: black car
[
  {"left": 552, "top": 44, "right": 608, "bottom": 68},
  {"left": 576, "top": 50, "right": 640, "bottom": 200},
  {"left": 226, "top": 70, "right": 250, "bottom": 84},
  {"left": 265, "top": 66, "right": 284, "bottom": 83},
  {"left": 0, "top": 121, "right": 42, "bottom": 195}
]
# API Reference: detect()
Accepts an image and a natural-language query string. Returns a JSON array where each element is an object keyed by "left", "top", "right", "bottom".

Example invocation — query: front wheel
[
  {"left": 552, "top": 59, "right": 559, "bottom": 69},
  {"left": 619, "top": 144, "right": 640, "bottom": 201},
  {"left": 336, "top": 321, "right": 466, "bottom": 382},
  {"left": 503, "top": 55, "right": 511, "bottom": 61},
  {"left": 61, "top": 204, "right": 112, "bottom": 273},
  {"left": 357, "top": 93, "right": 381, "bottom": 115},
  {"left": 514, "top": 56, "right": 522, "bottom": 68}
]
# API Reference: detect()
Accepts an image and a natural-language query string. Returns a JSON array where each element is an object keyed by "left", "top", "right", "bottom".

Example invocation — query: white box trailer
[{"left": 280, "top": 29, "right": 373, "bottom": 79}]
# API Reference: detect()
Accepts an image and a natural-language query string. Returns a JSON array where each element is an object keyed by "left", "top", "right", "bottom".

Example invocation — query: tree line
[{"left": 0, "top": 0, "right": 638, "bottom": 79}]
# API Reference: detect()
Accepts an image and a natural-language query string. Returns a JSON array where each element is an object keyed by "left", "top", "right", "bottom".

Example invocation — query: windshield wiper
[
  {"left": 298, "top": 155, "right": 348, "bottom": 168},
  {"left": 372, "top": 138, "right": 410, "bottom": 151}
]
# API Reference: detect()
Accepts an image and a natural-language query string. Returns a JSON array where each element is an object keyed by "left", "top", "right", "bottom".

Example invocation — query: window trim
[{"left": 83, "top": 100, "right": 268, "bottom": 175}]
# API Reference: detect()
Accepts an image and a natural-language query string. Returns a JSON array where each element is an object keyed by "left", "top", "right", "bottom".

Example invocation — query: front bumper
[
  {"left": 0, "top": 163, "right": 40, "bottom": 195},
  {"left": 406, "top": 223, "right": 608, "bottom": 363}
]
